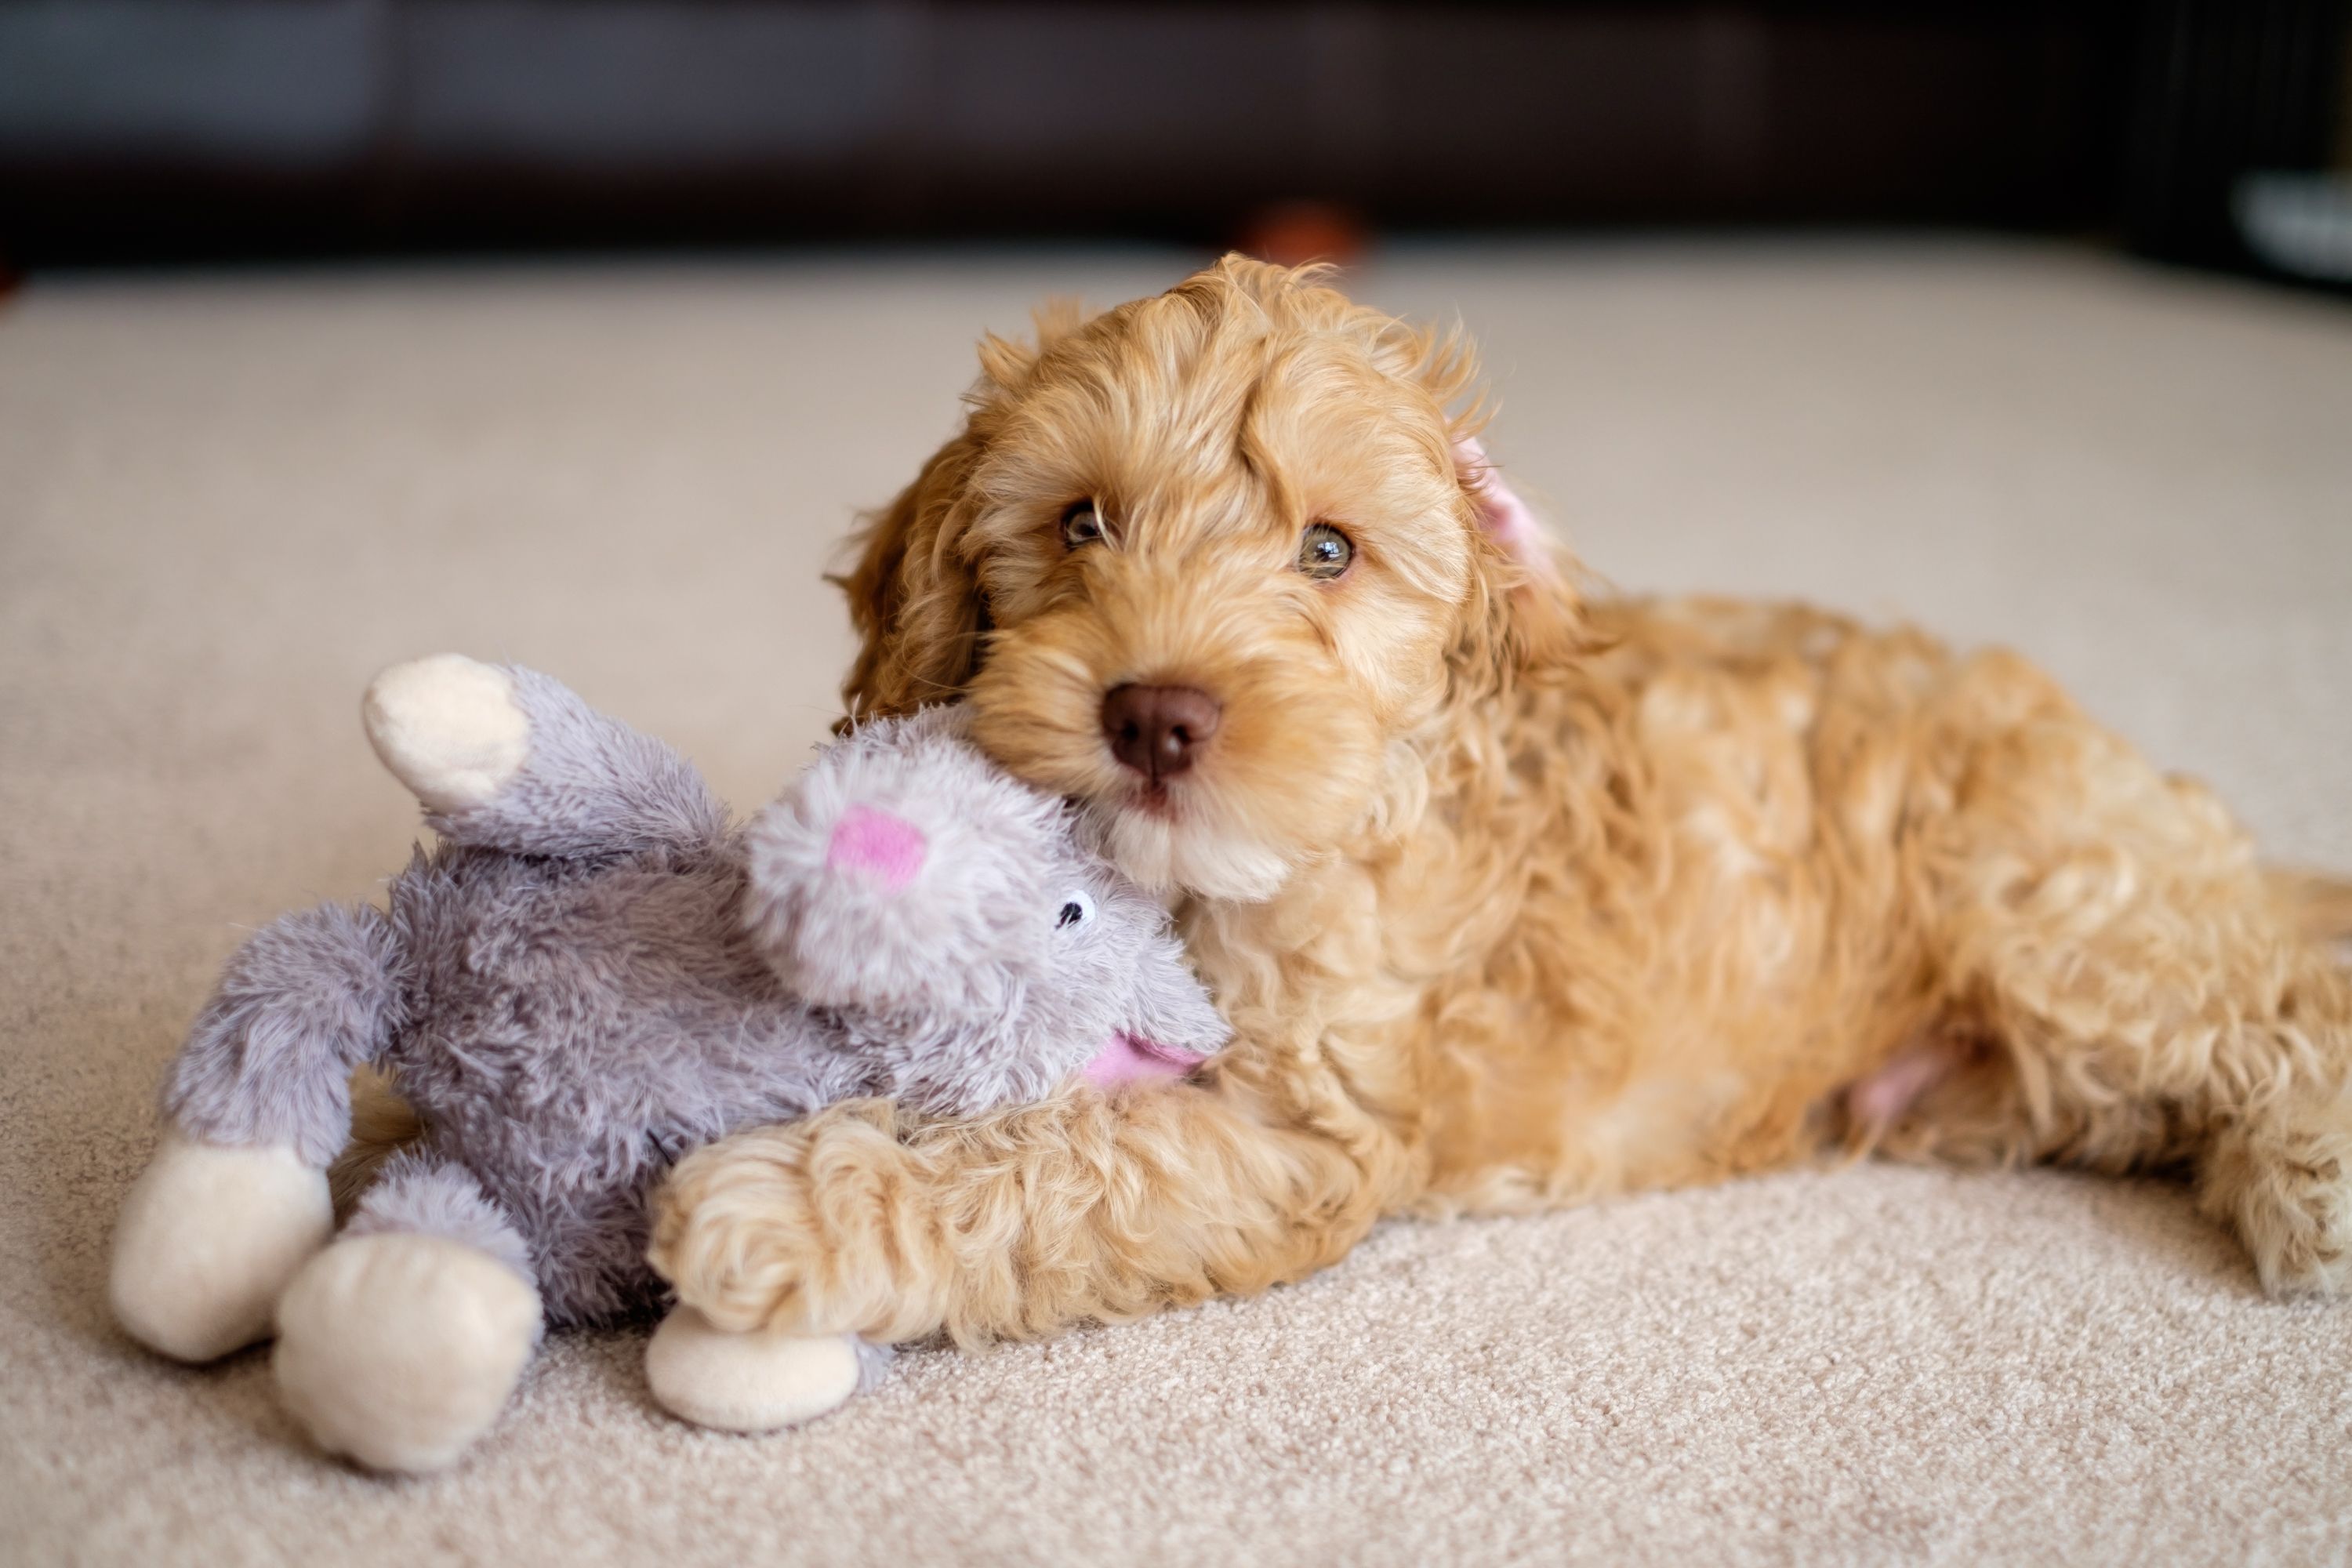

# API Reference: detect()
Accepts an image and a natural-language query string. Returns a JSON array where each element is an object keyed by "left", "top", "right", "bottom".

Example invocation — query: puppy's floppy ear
[
  {"left": 1446, "top": 437, "right": 1586, "bottom": 699},
  {"left": 1455, "top": 436, "right": 1559, "bottom": 580},
  {"left": 1362, "top": 318, "right": 1584, "bottom": 692},
  {"left": 840, "top": 299, "right": 1101, "bottom": 720},
  {"left": 835, "top": 433, "right": 987, "bottom": 722}
]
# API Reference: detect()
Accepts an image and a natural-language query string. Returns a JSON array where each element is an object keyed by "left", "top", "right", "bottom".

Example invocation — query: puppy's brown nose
[{"left": 1101, "top": 684, "right": 1221, "bottom": 781}]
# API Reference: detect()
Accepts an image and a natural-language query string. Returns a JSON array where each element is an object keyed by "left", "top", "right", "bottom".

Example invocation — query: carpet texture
[{"left": 3, "top": 241, "right": 2349, "bottom": 1566}]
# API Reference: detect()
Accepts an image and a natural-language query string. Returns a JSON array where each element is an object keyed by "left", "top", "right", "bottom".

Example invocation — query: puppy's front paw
[
  {"left": 649, "top": 1102, "right": 924, "bottom": 1339},
  {"left": 362, "top": 654, "right": 528, "bottom": 814},
  {"left": 273, "top": 1233, "right": 541, "bottom": 1473},
  {"left": 110, "top": 1133, "right": 333, "bottom": 1362},
  {"left": 644, "top": 1308, "right": 867, "bottom": 1432}
]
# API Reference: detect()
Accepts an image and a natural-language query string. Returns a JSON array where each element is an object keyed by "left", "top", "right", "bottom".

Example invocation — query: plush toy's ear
[
  {"left": 742, "top": 713, "right": 1045, "bottom": 1018},
  {"left": 1123, "top": 930, "right": 1233, "bottom": 1062}
]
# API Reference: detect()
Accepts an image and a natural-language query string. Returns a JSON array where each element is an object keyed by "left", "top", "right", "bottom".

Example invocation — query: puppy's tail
[
  {"left": 329, "top": 1065, "right": 424, "bottom": 1218},
  {"left": 2264, "top": 866, "right": 2352, "bottom": 949}
]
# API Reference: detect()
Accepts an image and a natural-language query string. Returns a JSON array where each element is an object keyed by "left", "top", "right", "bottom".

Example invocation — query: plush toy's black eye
[
  {"left": 1297, "top": 521, "right": 1352, "bottom": 580},
  {"left": 1061, "top": 499, "right": 1106, "bottom": 550},
  {"left": 1056, "top": 890, "right": 1097, "bottom": 928}
]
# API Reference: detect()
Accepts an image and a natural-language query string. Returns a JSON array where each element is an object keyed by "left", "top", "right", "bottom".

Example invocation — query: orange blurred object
[{"left": 1236, "top": 201, "right": 1370, "bottom": 267}]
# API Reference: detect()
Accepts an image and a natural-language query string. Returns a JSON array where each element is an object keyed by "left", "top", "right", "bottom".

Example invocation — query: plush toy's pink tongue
[{"left": 1083, "top": 1032, "right": 1206, "bottom": 1090}]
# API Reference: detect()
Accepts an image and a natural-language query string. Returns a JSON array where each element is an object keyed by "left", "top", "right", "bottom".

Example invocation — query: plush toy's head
[{"left": 741, "top": 708, "right": 1229, "bottom": 1112}]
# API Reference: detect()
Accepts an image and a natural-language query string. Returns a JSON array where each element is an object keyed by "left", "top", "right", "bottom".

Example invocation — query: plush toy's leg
[
  {"left": 114, "top": 902, "right": 401, "bottom": 1362},
  {"left": 273, "top": 1155, "right": 541, "bottom": 1474},
  {"left": 111, "top": 1133, "right": 336, "bottom": 1362},
  {"left": 643, "top": 1305, "right": 882, "bottom": 1433},
  {"left": 364, "top": 655, "right": 728, "bottom": 860},
  {"left": 362, "top": 653, "right": 532, "bottom": 816}
]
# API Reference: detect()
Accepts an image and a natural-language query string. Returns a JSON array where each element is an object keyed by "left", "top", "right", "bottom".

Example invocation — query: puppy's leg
[
  {"left": 649, "top": 1083, "right": 1394, "bottom": 1345},
  {"left": 1936, "top": 907, "right": 2352, "bottom": 1296},
  {"left": 1895, "top": 691, "right": 2352, "bottom": 1294}
]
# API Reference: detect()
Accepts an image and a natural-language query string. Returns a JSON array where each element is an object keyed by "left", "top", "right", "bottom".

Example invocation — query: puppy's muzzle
[{"left": 1100, "top": 684, "right": 1221, "bottom": 782}]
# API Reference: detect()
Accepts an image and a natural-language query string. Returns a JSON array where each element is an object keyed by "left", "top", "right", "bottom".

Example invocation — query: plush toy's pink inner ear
[
  {"left": 827, "top": 805, "right": 926, "bottom": 892},
  {"left": 1454, "top": 435, "right": 1554, "bottom": 575}
]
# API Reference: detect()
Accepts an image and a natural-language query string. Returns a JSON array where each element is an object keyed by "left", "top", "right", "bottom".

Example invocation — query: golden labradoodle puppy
[{"left": 651, "top": 256, "right": 2352, "bottom": 1347}]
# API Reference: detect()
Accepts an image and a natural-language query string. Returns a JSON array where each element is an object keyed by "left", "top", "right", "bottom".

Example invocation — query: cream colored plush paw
[
  {"left": 111, "top": 1133, "right": 333, "bottom": 1363},
  {"left": 644, "top": 1307, "right": 862, "bottom": 1433},
  {"left": 274, "top": 1233, "right": 541, "bottom": 1473},
  {"left": 362, "top": 654, "right": 528, "bottom": 814}
]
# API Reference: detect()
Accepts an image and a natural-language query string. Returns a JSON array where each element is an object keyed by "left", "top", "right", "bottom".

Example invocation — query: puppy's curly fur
[{"left": 651, "top": 256, "right": 2352, "bottom": 1345}]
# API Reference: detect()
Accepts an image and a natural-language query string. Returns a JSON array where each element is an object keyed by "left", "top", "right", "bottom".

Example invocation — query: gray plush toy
[{"left": 109, "top": 655, "right": 1227, "bottom": 1472}]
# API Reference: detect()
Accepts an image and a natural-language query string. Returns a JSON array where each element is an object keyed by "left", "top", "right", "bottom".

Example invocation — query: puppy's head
[{"left": 838, "top": 256, "right": 1577, "bottom": 903}]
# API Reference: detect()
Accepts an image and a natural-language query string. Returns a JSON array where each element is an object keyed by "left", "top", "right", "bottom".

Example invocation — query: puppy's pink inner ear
[
  {"left": 1454, "top": 435, "right": 1554, "bottom": 575},
  {"left": 827, "top": 805, "right": 927, "bottom": 892}
]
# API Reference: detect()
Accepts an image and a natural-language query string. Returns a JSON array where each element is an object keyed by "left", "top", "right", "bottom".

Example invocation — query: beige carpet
[{"left": 4, "top": 240, "right": 2350, "bottom": 1566}]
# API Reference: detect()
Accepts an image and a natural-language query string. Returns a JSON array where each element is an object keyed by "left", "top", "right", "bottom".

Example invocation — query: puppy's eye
[
  {"left": 1297, "top": 522, "right": 1353, "bottom": 580},
  {"left": 1055, "top": 891, "right": 1097, "bottom": 929},
  {"left": 1061, "top": 500, "right": 1106, "bottom": 550}
]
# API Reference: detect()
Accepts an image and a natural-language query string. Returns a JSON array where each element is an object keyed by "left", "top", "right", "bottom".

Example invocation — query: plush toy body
[{"left": 110, "top": 657, "right": 1226, "bottom": 1472}]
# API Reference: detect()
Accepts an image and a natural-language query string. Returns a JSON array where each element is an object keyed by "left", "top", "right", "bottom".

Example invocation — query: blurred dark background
[{"left": 2, "top": 0, "right": 2348, "bottom": 282}]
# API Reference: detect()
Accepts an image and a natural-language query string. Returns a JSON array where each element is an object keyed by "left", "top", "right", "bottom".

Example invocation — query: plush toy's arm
[
  {"left": 161, "top": 902, "right": 406, "bottom": 1167},
  {"left": 648, "top": 1071, "right": 1403, "bottom": 1348},
  {"left": 365, "top": 655, "right": 728, "bottom": 860},
  {"left": 114, "top": 901, "right": 405, "bottom": 1362}
]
